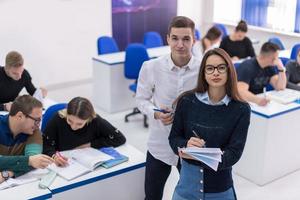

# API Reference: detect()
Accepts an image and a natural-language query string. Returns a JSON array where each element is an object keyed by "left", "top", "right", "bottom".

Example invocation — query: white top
[
  {"left": 136, "top": 54, "right": 201, "bottom": 165},
  {"left": 195, "top": 92, "right": 231, "bottom": 106}
]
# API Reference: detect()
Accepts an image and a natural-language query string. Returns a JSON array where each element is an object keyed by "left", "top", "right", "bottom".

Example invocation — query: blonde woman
[{"left": 43, "top": 97, "right": 126, "bottom": 166}]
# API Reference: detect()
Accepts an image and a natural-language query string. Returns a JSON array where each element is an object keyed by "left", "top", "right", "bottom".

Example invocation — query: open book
[
  {"left": 99, "top": 147, "right": 129, "bottom": 168},
  {"left": 0, "top": 169, "right": 49, "bottom": 190},
  {"left": 181, "top": 147, "right": 223, "bottom": 171},
  {"left": 48, "top": 147, "right": 113, "bottom": 180},
  {"left": 265, "top": 88, "right": 300, "bottom": 104}
]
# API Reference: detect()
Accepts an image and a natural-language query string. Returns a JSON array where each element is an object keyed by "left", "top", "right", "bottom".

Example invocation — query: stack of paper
[
  {"left": 181, "top": 147, "right": 223, "bottom": 171},
  {"left": 266, "top": 89, "right": 300, "bottom": 104}
]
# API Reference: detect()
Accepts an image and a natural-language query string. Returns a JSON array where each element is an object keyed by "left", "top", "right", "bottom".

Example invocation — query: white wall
[{"left": 0, "top": 0, "right": 111, "bottom": 88}]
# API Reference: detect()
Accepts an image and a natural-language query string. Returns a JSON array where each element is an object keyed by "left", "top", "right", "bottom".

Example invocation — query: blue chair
[
  {"left": 195, "top": 29, "right": 201, "bottom": 40},
  {"left": 214, "top": 23, "right": 228, "bottom": 39},
  {"left": 279, "top": 57, "right": 290, "bottom": 66},
  {"left": 268, "top": 37, "right": 285, "bottom": 50},
  {"left": 97, "top": 36, "right": 119, "bottom": 55},
  {"left": 143, "top": 31, "right": 163, "bottom": 48},
  {"left": 290, "top": 43, "right": 300, "bottom": 60},
  {"left": 234, "top": 62, "right": 240, "bottom": 69},
  {"left": 41, "top": 103, "right": 67, "bottom": 132},
  {"left": 124, "top": 43, "right": 150, "bottom": 127}
]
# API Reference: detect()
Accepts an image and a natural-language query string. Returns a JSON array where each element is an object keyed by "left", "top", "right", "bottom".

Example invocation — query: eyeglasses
[
  {"left": 25, "top": 114, "right": 41, "bottom": 126},
  {"left": 204, "top": 64, "right": 228, "bottom": 74}
]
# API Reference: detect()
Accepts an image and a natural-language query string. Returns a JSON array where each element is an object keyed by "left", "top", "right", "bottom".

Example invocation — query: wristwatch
[
  {"left": 278, "top": 68, "right": 286, "bottom": 73},
  {"left": 1, "top": 171, "right": 10, "bottom": 181}
]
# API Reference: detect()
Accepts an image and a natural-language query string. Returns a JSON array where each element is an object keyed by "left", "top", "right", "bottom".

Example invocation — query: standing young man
[
  {"left": 136, "top": 16, "right": 201, "bottom": 200},
  {"left": 0, "top": 95, "right": 53, "bottom": 183},
  {"left": 0, "top": 51, "right": 47, "bottom": 111}
]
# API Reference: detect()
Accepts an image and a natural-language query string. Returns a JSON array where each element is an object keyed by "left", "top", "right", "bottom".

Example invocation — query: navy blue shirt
[
  {"left": 169, "top": 93, "right": 250, "bottom": 193},
  {"left": 237, "top": 57, "right": 277, "bottom": 94},
  {"left": 220, "top": 36, "right": 255, "bottom": 59}
]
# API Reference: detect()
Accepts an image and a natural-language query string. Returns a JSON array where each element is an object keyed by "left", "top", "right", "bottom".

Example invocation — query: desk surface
[
  {"left": 93, "top": 46, "right": 170, "bottom": 65},
  {"left": 0, "top": 181, "right": 52, "bottom": 200},
  {"left": 48, "top": 144, "right": 146, "bottom": 194}
]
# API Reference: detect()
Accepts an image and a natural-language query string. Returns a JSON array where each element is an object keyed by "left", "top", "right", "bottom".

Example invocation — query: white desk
[
  {"left": 234, "top": 99, "right": 300, "bottom": 185},
  {"left": 0, "top": 181, "right": 52, "bottom": 200},
  {"left": 48, "top": 144, "right": 146, "bottom": 200},
  {"left": 92, "top": 46, "right": 170, "bottom": 113}
]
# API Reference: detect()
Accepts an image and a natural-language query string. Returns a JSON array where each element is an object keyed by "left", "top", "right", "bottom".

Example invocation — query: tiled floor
[{"left": 48, "top": 82, "right": 300, "bottom": 200}]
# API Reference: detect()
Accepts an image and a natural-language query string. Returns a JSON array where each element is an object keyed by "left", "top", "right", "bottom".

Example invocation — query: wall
[{"left": 0, "top": 0, "right": 111, "bottom": 88}]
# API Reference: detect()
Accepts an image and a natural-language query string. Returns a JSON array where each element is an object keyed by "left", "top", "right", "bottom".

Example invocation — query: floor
[{"left": 48, "top": 82, "right": 300, "bottom": 200}]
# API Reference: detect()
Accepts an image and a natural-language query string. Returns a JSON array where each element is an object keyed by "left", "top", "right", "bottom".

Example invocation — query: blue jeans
[{"left": 172, "top": 160, "right": 235, "bottom": 200}]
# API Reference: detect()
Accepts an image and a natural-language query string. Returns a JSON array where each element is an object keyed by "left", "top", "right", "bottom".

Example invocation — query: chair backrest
[
  {"left": 143, "top": 31, "right": 163, "bottom": 48},
  {"left": 97, "top": 36, "right": 119, "bottom": 55},
  {"left": 279, "top": 57, "right": 290, "bottom": 66},
  {"left": 290, "top": 43, "right": 300, "bottom": 60},
  {"left": 195, "top": 29, "right": 201, "bottom": 40},
  {"left": 41, "top": 103, "right": 67, "bottom": 132},
  {"left": 214, "top": 23, "right": 228, "bottom": 39},
  {"left": 268, "top": 37, "right": 285, "bottom": 50},
  {"left": 124, "top": 43, "right": 149, "bottom": 80}
]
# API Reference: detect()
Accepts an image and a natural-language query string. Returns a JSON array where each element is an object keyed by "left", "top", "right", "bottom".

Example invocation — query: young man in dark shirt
[
  {"left": 237, "top": 42, "right": 287, "bottom": 106},
  {"left": 0, "top": 51, "right": 47, "bottom": 111}
]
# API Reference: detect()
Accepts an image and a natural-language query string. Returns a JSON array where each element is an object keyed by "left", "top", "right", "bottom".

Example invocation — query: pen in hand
[
  {"left": 192, "top": 130, "right": 206, "bottom": 148},
  {"left": 153, "top": 108, "right": 171, "bottom": 114}
]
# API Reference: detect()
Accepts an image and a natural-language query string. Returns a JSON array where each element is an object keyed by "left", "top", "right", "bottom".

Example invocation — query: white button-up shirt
[
  {"left": 195, "top": 92, "right": 231, "bottom": 106},
  {"left": 136, "top": 54, "right": 201, "bottom": 165}
]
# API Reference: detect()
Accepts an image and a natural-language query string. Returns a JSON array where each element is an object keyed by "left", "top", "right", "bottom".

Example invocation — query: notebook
[
  {"left": 48, "top": 147, "right": 113, "bottom": 180},
  {"left": 0, "top": 169, "right": 49, "bottom": 190},
  {"left": 99, "top": 147, "right": 129, "bottom": 168},
  {"left": 181, "top": 147, "right": 223, "bottom": 171},
  {"left": 265, "top": 89, "right": 300, "bottom": 104}
]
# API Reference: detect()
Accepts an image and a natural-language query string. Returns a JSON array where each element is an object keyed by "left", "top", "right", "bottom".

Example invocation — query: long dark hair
[{"left": 173, "top": 48, "right": 242, "bottom": 106}]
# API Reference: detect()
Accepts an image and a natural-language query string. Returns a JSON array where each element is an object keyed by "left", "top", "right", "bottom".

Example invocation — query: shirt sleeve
[
  {"left": 168, "top": 97, "right": 188, "bottom": 155},
  {"left": 236, "top": 62, "right": 253, "bottom": 84},
  {"left": 245, "top": 37, "right": 256, "bottom": 57},
  {"left": 218, "top": 103, "right": 251, "bottom": 170},
  {"left": 0, "top": 155, "right": 32, "bottom": 177},
  {"left": 25, "top": 129, "right": 42, "bottom": 156},
  {"left": 286, "top": 62, "right": 300, "bottom": 90},
  {"left": 23, "top": 70, "right": 37, "bottom": 95},
  {"left": 0, "top": 104, "right": 5, "bottom": 111},
  {"left": 135, "top": 60, "right": 156, "bottom": 118},
  {"left": 90, "top": 115, "right": 126, "bottom": 148},
  {"left": 42, "top": 114, "right": 59, "bottom": 157}
]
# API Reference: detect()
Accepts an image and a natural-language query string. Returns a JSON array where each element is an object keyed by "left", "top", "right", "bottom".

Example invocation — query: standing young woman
[
  {"left": 169, "top": 48, "right": 251, "bottom": 200},
  {"left": 220, "top": 20, "right": 255, "bottom": 61},
  {"left": 43, "top": 97, "right": 126, "bottom": 166}
]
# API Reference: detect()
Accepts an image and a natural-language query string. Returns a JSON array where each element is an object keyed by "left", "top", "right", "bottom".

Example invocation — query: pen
[
  {"left": 192, "top": 130, "right": 206, "bottom": 148},
  {"left": 263, "top": 87, "right": 267, "bottom": 98},
  {"left": 153, "top": 108, "right": 171, "bottom": 114}
]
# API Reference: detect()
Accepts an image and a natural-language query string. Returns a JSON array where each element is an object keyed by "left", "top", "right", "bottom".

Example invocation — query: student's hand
[
  {"left": 187, "top": 137, "right": 206, "bottom": 148},
  {"left": 53, "top": 154, "right": 69, "bottom": 167},
  {"left": 273, "top": 57, "right": 284, "bottom": 69},
  {"left": 256, "top": 97, "right": 270, "bottom": 106},
  {"left": 75, "top": 143, "right": 91, "bottom": 149},
  {"left": 4, "top": 102, "right": 12, "bottom": 112},
  {"left": 29, "top": 154, "right": 54, "bottom": 169},
  {"left": 154, "top": 106, "right": 173, "bottom": 125},
  {"left": 232, "top": 56, "right": 239, "bottom": 62},
  {"left": 40, "top": 87, "right": 48, "bottom": 98},
  {"left": 0, "top": 171, "right": 14, "bottom": 183}
]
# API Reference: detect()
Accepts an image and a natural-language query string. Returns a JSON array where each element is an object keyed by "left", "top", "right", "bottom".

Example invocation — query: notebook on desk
[
  {"left": 266, "top": 89, "right": 300, "bottom": 104},
  {"left": 99, "top": 147, "right": 129, "bottom": 168},
  {"left": 48, "top": 147, "right": 113, "bottom": 181}
]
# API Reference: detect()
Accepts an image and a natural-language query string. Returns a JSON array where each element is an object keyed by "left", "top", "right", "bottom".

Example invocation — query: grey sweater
[{"left": 286, "top": 60, "right": 300, "bottom": 91}]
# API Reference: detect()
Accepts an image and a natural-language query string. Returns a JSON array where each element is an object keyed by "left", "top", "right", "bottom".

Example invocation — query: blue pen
[{"left": 153, "top": 108, "right": 171, "bottom": 114}]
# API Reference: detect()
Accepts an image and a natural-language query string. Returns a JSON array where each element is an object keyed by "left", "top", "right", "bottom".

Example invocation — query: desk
[
  {"left": 0, "top": 181, "right": 52, "bottom": 200},
  {"left": 49, "top": 144, "right": 146, "bottom": 200},
  {"left": 92, "top": 46, "right": 170, "bottom": 113},
  {"left": 234, "top": 99, "right": 300, "bottom": 185}
]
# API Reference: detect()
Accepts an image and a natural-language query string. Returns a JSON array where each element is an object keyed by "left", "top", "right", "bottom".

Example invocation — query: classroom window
[{"left": 213, "top": 0, "right": 242, "bottom": 24}]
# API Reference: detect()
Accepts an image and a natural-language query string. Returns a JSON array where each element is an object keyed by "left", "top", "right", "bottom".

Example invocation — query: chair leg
[
  {"left": 125, "top": 107, "right": 141, "bottom": 122},
  {"left": 143, "top": 115, "right": 148, "bottom": 128}
]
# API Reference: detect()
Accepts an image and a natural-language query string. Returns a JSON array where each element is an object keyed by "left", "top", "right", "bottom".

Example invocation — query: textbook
[
  {"left": 99, "top": 147, "right": 129, "bottom": 168},
  {"left": 0, "top": 169, "right": 49, "bottom": 190},
  {"left": 48, "top": 147, "right": 113, "bottom": 180},
  {"left": 181, "top": 147, "right": 223, "bottom": 171},
  {"left": 265, "top": 88, "right": 300, "bottom": 104}
]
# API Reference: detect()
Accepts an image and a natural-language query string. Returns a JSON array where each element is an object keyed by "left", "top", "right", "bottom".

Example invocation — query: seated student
[
  {"left": 0, "top": 51, "right": 47, "bottom": 112},
  {"left": 286, "top": 49, "right": 300, "bottom": 91},
  {"left": 43, "top": 97, "right": 126, "bottom": 166},
  {"left": 169, "top": 48, "right": 250, "bottom": 200},
  {"left": 193, "top": 26, "right": 222, "bottom": 59},
  {"left": 0, "top": 95, "right": 53, "bottom": 182},
  {"left": 237, "top": 42, "right": 287, "bottom": 106},
  {"left": 220, "top": 20, "right": 255, "bottom": 61},
  {"left": 0, "top": 154, "right": 53, "bottom": 183}
]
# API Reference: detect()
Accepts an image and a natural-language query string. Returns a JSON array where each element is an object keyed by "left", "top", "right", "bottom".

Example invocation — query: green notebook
[{"left": 99, "top": 147, "right": 129, "bottom": 168}]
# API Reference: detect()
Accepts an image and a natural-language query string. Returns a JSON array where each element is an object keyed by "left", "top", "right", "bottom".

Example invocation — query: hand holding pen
[
  {"left": 54, "top": 151, "right": 69, "bottom": 167},
  {"left": 187, "top": 130, "right": 206, "bottom": 148},
  {"left": 153, "top": 107, "right": 174, "bottom": 125}
]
